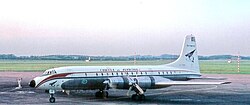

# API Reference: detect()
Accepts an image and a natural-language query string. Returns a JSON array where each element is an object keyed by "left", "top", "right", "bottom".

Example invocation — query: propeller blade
[{"left": 127, "top": 86, "right": 133, "bottom": 96}]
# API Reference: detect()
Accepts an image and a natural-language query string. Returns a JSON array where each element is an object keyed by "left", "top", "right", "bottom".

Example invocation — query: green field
[
  {"left": 0, "top": 60, "right": 249, "bottom": 74},
  {"left": 200, "top": 60, "right": 250, "bottom": 74}
]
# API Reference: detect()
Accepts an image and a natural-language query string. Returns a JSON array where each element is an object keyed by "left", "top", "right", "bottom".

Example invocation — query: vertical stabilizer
[{"left": 167, "top": 35, "right": 200, "bottom": 73}]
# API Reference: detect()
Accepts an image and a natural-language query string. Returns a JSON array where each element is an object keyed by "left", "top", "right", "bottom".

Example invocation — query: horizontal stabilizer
[
  {"left": 156, "top": 81, "right": 231, "bottom": 86},
  {"left": 187, "top": 76, "right": 227, "bottom": 80}
]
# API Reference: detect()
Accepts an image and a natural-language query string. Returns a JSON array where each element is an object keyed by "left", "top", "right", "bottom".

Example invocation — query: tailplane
[{"left": 167, "top": 35, "right": 200, "bottom": 73}]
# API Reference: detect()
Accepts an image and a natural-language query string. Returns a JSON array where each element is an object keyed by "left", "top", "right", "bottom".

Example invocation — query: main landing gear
[
  {"left": 131, "top": 94, "right": 145, "bottom": 101},
  {"left": 95, "top": 90, "right": 109, "bottom": 98},
  {"left": 49, "top": 90, "right": 56, "bottom": 103},
  {"left": 129, "top": 83, "right": 146, "bottom": 101}
]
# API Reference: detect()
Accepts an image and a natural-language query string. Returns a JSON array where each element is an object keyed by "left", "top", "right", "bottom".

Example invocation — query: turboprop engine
[{"left": 106, "top": 76, "right": 172, "bottom": 90}]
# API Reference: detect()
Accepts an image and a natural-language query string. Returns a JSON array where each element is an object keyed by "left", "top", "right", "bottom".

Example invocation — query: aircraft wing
[{"left": 155, "top": 81, "right": 231, "bottom": 86}]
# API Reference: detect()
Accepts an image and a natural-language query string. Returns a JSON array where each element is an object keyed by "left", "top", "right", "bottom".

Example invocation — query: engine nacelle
[{"left": 108, "top": 76, "right": 171, "bottom": 89}]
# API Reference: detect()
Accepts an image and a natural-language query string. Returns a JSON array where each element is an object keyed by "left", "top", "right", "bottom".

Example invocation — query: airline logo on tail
[{"left": 185, "top": 49, "right": 196, "bottom": 62}]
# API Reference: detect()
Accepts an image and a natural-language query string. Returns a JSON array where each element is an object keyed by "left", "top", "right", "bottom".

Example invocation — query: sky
[{"left": 0, "top": 0, "right": 250, "bottom": 56}]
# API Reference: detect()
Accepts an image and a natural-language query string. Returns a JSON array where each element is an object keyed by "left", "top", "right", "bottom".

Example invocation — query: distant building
[
  {"left": 85, "top": 57, "right": 91, "bottom": 62},
  {"left": 227, "top": 59, "right": 232, "bottom": 63}
]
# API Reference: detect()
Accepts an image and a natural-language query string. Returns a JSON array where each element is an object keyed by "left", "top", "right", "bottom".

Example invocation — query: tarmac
[{"left": 0, "top": 72, "right": 250, "bottom": 105}]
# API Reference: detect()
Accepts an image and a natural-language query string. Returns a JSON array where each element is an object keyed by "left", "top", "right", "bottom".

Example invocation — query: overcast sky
[{"left": 0, "top": 0, "right": 250, "bottom": 56}]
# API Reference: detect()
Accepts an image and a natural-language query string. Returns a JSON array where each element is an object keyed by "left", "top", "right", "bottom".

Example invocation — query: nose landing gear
[
  {"left": 49, "top": 94, "right": 55, "bottom": 103},
  {"left": 49, "top": 90, "right": 56, "bottom": 103}
]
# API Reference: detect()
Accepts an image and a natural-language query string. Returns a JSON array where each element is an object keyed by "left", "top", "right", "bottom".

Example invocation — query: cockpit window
[
  {"left": 42, "top": 69, "right": 57, "bottom": 76},
  {"left": 191, "top": 37, "right": 195, "bottom": 42}
]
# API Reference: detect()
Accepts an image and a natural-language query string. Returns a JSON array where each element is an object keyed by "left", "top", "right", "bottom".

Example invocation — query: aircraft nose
[{"left": 29, "top": 80, "right": 36, "bottom": 88}]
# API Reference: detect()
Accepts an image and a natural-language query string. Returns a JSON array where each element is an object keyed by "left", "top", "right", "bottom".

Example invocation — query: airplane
[{"left": 29, "top": 35, "right": 230, "bottom": 103}]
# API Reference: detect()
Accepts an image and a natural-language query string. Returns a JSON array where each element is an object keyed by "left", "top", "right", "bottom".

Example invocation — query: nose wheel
[
  {"left": 49, "top": 90, "right": 56, "bottom": 103},
  {"left": 49, "top": 95, "right": 55, "bottom": 103}
]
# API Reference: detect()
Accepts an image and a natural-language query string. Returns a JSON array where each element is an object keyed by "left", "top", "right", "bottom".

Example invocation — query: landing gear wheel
[
  {"left": 132, "top": 94, "right": 136, "bottom": 100},
  {"left": 95, "top": 91, "right": 108, "bottom": 98},
  {"left": 95, "top": 91, "right": 101, "bottom": 97},
  {"left": 139, "top": 94, "right": 145, "bottom": 100},
  {"left": 102, "top": 91, "right": 108, "bottom": 98},
  {"left": 49, "top": 97, "right": 55, "bottom": 103},
  {"left": 49, "top": 90, "right": 56, "bottom": 103},
  {"left": 132, "top": 94, "right": 139, "bottom": 101},
  {"left": 131, "top": 94, "right": 145, "bottom": 101}
]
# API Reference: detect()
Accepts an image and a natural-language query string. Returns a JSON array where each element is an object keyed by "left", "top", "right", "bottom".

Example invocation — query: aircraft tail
[{"left": 167, "top": 35, "right": 200, "bottom": 73}]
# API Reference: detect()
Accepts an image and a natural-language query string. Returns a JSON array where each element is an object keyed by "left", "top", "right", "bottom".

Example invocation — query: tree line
[{"left": 0, "top": 54, "right": 249, "bottom": 61}]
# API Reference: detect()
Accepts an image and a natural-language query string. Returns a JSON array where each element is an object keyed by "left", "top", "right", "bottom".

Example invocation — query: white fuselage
[{"left": 33, "top": 65, "right": 200, "bottom": 90}]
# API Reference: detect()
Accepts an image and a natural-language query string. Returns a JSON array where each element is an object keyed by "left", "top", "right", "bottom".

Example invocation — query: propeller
[
  {"left": 126, "top": 77, "right": 144, "bottom": 96},
  {"left": 127, "top": 86, "right": 133, "bottom": 96},
  {"left": 104, "top": 77, "right": 144, "bottom": 97}
]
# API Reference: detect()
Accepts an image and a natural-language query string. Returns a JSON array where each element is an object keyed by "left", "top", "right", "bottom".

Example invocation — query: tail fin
[{"left": 167, "top": 35, "right": 200, "bottom": 73}]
